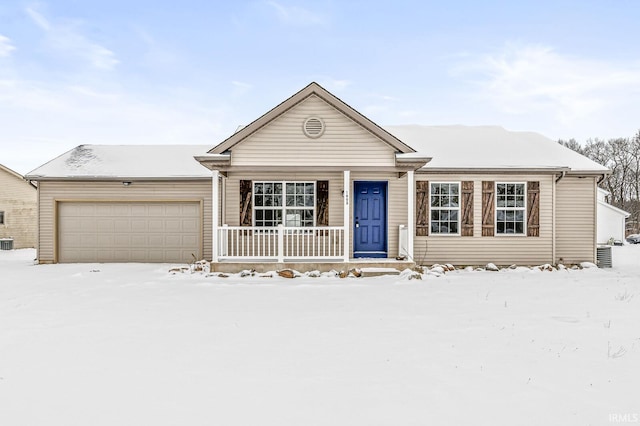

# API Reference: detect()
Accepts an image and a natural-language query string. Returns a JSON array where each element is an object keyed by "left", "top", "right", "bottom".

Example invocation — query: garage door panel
[
  {"left": 131, "top": 205, "right": 148, "bottom": 215},
  {"left": 131, "top": 219, "right": 148, "bottom": 231},
  {"left": 165, "top": 220, "right": 181, "bottom": 231},
  {"left": 182, "top": 219, "right": 199, "bottom": 232},
  {"left": 97, "top": 219, "right": 114, "bottom": 232},
  {"left": 97, "top": 235, "right": 115, "bottom": 246},
  {"left": 58, "top": 201, "right": 201, "bottom": 263},
  {"left": 148, "top": 220, "right": 164, "bottom": 232}
]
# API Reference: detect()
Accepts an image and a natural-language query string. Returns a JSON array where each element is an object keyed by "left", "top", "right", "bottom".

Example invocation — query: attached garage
[
  {"left": 57, "top": 201, "right": 202, "bottom": 263},
  {"left": 26, "top": 145, "right": 214, "bottom": 264}
]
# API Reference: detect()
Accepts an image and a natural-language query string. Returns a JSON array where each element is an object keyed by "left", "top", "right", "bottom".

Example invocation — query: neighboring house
[
  {"left": 0, "top": 164, "right": 37, "bottom": 249},
  {"left": 26, "top": 82, "right": 609, "bottom": 268},
  {"left": 597, "top": 188, "right": 630, "bottom": 244}
]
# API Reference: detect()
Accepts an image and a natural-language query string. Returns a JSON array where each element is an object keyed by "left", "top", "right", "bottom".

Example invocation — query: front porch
[{"left": 213, "top": 224, "right": 415, "bottom": 272}]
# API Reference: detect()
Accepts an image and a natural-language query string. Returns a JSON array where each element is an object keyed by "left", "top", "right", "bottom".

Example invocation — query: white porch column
[
  {"left": 407, "top": 170, "right": 415, "bottom": 260},
  {"left": 343, "top": 170, "right": 350, "bottom": 262},
  {"left": 211, "top": 170, "right": 220, "bottom": 263}
]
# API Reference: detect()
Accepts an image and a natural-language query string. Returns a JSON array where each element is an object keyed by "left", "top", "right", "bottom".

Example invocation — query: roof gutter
[{"left": 555, "top": 170, "right": 566, "bottom": 183}]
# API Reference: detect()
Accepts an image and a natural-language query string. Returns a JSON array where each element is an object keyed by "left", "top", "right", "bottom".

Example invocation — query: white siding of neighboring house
[
  {"left": 413, "top": 174, "right": 555, "bottom": 266},
  {"left": 36, "top": 180, "right": 212, "bottom": 263},
  {"left": 0, "top": 168, "right": 37, "bottom": 249},
  {"left": 597, "top": 203, "right": 628, "bottom": 244},
  {"left": 230, "top": 95, "right": 397, "bottom": 168}
]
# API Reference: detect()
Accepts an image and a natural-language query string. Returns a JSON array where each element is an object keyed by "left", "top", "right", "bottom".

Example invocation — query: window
[
  {"left": 254, "top": 182, "right": 315, "bottom": 227},
  {"left": 0, "top": 211, "right": 4, "bottom": 225},
  {"left": 430, "top": 183, "right": 459, "bottom": 234},
  {"left": 496, "top": 183, "right": 526, "bottom": 234}
]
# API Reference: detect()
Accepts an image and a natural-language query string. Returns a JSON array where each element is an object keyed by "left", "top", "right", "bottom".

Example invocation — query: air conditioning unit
[{"left": 0, "top": 238, "right": 14, "bottom": 250}]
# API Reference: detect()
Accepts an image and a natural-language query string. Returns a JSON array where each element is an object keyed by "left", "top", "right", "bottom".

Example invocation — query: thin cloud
[
  {"left": 265, "top": 1, "right": 327, "bottom": 26},
  {"left": 0, "top": 78, "right": 229, "bottom": 174},
  {"left": 0, "top": 35, "right": 17, "bottom": 57},
  {"left": 458, "top": 43, "right": 640, "bottom": 125},
  {"left": 25, "top": 5, "right": 119, "bottom": 70}
]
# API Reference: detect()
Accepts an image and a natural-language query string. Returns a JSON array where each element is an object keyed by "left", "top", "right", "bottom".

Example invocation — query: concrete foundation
[{"left": 210, "top": 259, "right": 415, "bottom": 273}]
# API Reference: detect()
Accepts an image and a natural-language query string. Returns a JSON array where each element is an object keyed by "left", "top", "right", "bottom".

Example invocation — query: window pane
[
  {"left": 286, "top": 183, "right": 294, "bottom": 195},
  {"left": 286, "top": 195, "right": 294, "bottom": 207},
  {"left": 255, "top": 183, "right": 263, "bottom": 195},
  {"left": 305, "top": 183, "right": 314, "bottom": 194},
  {"left": 304, "top": 195, "right": 314, "bottom": 206}
]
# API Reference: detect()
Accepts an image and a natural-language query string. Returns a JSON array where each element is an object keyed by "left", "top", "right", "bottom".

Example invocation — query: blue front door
[{"left": 354, "top": 181, "right": 387, "bottom": 258}]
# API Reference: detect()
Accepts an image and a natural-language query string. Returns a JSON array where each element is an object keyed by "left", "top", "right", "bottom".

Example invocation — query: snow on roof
[
  {"left": 385, "top": 125, "right": 609, "bottom": 173},
  {"left": 26, "top": 145, "right": 212, "bottom": 179}
]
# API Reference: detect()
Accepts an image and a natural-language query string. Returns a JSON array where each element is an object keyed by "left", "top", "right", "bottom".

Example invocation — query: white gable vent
[{"left": 303, "top": 116, "right": 325, "bottom": 138}]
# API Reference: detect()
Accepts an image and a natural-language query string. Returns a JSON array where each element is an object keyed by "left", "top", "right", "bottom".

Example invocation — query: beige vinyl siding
[
  {"left": 556, "top": 176, "right": 597, "bottom": 264},
  {"left": 37, "top": 180, "right": 212, "bottom": 263},
  {"left": 231, "top": 95, "right": 396, "bottom": 167},
  {"left": 225, "top": 172, "right": 408, "bottom": 258},
  {"left": 413, "top": 174, "right": 554, "bottom": 266},
  {"left": 0, "top": 169, "right": 37, "bottom": 249}
]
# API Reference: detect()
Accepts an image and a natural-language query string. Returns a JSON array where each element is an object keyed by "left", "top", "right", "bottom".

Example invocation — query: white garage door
[{"left": 58, "top": 201, "right": 201, "bottom": 263}]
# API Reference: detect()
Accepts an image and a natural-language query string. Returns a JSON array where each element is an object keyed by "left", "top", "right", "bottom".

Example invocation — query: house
[
  {"left": 0, "top": 164, "right": 38, "bottom": 249},
  {"left": 597, "top": 188, "right": 630, "bottom": 244},
  {"left": 26, "top": 82, "right": 609, "bottom": 269}
]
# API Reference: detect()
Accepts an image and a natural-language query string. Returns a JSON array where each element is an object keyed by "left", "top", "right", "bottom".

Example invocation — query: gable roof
[
  {"left": 209, "top": 82, "right": 416, "bottom": 155},
  {"left": 1, "top": 163, "right": 27, "bottom": 180},
  {"left": 0, "top": 163, "right": 37, "bottom": 188},
  {"left": 386, "top": 125, "right": 610, "bottom": 174},
  {"left": 26, "top": 145, "right": 212, "bottom": 180}
]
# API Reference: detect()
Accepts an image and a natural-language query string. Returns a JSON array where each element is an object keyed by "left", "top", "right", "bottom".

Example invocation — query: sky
[{"left": 1, "top": 0, "right": 639, "bottom": 175}]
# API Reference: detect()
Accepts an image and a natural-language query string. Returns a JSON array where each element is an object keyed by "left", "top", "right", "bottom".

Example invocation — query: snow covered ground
[{"left": 1, "top": 247, "right": 639, "bottom": 426}]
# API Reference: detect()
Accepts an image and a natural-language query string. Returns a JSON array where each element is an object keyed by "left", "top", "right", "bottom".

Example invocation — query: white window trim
[
  {"left": 252, "top": 181, "right": 316, "bottom": 227},
  {"left": 495, "top": 182, "right": 527, "bottom": 236},
  {"left": 429, "top": 181, "right": 461, "bottom": 236}
]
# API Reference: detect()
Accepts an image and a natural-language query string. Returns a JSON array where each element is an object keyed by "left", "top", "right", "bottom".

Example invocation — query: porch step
[{"left": 359, "top": 267, "right": 401, "bottom": 278}]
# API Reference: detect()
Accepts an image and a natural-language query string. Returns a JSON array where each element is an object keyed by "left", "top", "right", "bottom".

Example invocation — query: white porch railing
[{"left": 218, "top": 225, "right": 345, "bottom": 261}]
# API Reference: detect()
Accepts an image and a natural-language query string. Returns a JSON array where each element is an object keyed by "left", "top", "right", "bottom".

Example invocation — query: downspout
[
  {"left": 552, "top": 174, "right": 557, "bottom": 264},
  {"left": 553, "top": 170, "right": 566, "bottom": 264}
]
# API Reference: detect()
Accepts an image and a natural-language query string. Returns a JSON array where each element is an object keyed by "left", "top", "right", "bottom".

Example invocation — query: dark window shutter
[
  {"left": 416, "top": 181, "right": 429, "bottom": 236},
  {"left": 482, "top": 181, "right": 495, "bottom": 237},
  {"left": 316, "top": 180, "right": 329, "bottom": 226},
  {"left": 527, "top": 181, "right": 540, "bottom": 237},
  {"left": 240, "top": 180, "right": 252, "bottom": 226},
  {"left": 461, "top": 181, "right": 474, "bottom": 237}
]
